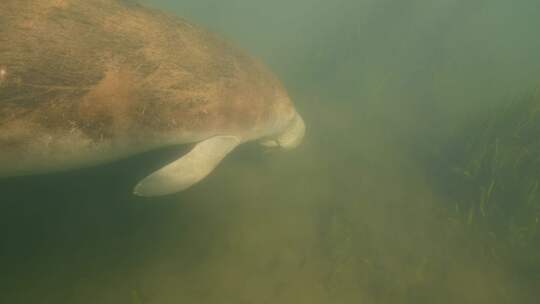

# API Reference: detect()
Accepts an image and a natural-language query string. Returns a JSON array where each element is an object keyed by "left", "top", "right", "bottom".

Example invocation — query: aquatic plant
[
  {"left": 132, "top": 288, "right": 143, "bottom": 304},
  {"left": 430, "top": 86, "right": 540, "bottom": 277}
]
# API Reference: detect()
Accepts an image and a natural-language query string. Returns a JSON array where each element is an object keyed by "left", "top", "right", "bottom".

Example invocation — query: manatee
[{"left": 0, "top": 0, "right": 305, "bottom": 196}]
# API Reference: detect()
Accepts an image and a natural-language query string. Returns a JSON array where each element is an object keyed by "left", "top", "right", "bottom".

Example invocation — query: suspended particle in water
[{"left": 0, "top": 66, "right": 6, "bottom": 84}]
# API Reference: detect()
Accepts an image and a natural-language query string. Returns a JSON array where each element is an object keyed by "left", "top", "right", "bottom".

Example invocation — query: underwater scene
[{"left": 1, "top": 0, "right": 540, "bottom": 303}]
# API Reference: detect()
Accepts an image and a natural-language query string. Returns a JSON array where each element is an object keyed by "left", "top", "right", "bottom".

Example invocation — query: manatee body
[{"left": 0, "top": 0, "right": 305, "bottom": 196}]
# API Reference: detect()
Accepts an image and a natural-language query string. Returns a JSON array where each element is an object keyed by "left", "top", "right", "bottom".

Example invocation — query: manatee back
[{"left": 0, "top": 0, "right": 269, "bottom": 144}]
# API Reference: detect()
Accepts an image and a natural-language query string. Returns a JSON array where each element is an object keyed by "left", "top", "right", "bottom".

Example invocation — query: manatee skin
[{"left": 0, "top": 0, "right": 298, "bottom": 176}]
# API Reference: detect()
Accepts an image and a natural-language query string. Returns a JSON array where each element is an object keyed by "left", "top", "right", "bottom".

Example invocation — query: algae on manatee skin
[{"left": 429, "top": 86, "right": 540, "bottom": 276}]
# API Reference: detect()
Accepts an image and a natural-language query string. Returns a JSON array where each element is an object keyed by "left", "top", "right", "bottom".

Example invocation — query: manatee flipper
[{"left": 133, "top": 135, "right": 241, "bottom": 197}]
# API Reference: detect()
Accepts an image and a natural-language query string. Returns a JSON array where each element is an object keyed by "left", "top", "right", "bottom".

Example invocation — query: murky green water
[{"left": 2, "top": 0, "right": 540, "bottom": 303}]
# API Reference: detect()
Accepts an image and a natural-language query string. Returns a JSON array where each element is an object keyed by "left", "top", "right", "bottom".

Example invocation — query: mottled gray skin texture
[{"left": 0, "top": 0, "right": 302, "bottom": 177}]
